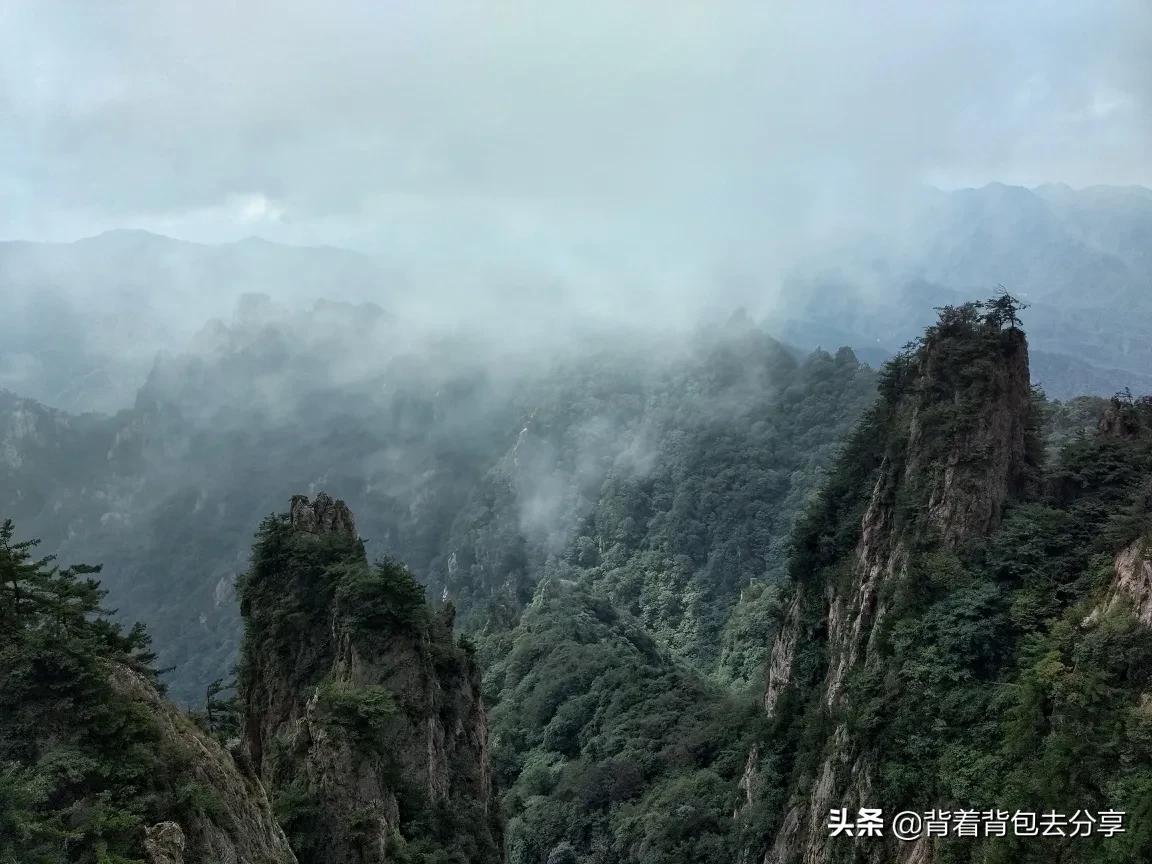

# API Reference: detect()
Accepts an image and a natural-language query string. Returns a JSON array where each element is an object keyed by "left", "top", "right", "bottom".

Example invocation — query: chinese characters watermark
[{"left": 828, "top": 808, "right": 1125, "bottom": 841}]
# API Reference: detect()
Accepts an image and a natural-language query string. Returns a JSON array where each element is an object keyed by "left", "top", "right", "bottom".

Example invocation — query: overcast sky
[{"left": 2, "top": 0, "right": 1149, "bottom": 265}]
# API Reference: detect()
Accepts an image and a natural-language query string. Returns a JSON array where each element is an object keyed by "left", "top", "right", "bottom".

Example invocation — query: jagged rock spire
[
  {"left": 755, "top": 301, "right": 1036, "bottom": 864},
  {"left": 240, "top": 494, "right": 501, "bottom": 862},
  {"left": 1097, "top": 391, "right": 1152, "bottom": 438},
  {"left": 288, "top": 492, "right": 356, "bottom": 538}
]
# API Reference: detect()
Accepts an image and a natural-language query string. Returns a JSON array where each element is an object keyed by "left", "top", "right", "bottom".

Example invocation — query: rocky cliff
[
  {"left": 106, "top": 663, "right": 299, "bottom": 864},
  {"left": 1088, "top": 395, "right": 1152, "bottom": 627},
  {"left": 238, "top": 493, "right": 502, "bottom": 864},
  {"left": 752, "top": 299, "right": 1038, "bottom": 864},
  {"left": 0, "top": 516, "right": 295, "bottom": 864}
]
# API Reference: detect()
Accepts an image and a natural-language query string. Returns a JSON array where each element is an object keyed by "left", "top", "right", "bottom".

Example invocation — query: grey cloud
[{"left": 0, "top": 0, "right": 1148, "bottom": 332}]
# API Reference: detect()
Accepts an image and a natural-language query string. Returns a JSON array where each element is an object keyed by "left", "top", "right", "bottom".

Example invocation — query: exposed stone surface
[
  {"left": 1097, "top": 398, "right": 1152, "bottom": 438},
  {"left": 144, "top": 822, "right": 186, "bottom": 864},
  {"left": 105, "top": 663, "right": 298, "bottom": 864},
  {"left": 762, "top": 601, "right": 799, "bottom": 717},
  {"left": 289, "top": 492, "right": 357, "bottom": 538},
  {"left": 734, "top": 743, "right": 761, "bottom": 819},
  {"left": 907, "top": 327, "right": 1031, "bottom": 546},
  {"left": 1095, "top": 538, "right": 1152, "bottom": 626},
  {"left": 757, "top": 317, "right": 1033, "bottom": 864},
  {"left": 241, "top": 493, "right": 501, "bottom": 863}
]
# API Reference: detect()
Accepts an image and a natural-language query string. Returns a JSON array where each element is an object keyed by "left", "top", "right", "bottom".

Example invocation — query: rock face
[
  {"left": 239, "top": 494, "right": 502, "bottom": 864},
  {"left": 290, "top": 492, "right": 357, "bottom": 538},
  {"left": 756, "top": 304, "right": 1034, "bottom": 864},
  {"left": 1097, "top": 396, "right": 1152, "bottom": 439},
  {"left": 1095, "top": 537, "right": 1152, "bottom": 625},
  {"left": 105, "top": 664, "right": 298, "bottom": 864},
  {"left": 1088, "top": 396, "right": 1152, "bottom": 626},
  {"left": 144, "top": 822, "right": 187, "bottom": 864}
]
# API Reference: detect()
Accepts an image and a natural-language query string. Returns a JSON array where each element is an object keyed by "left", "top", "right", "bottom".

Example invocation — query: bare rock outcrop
[
  {"left": 144, "top": 822, "right": 187, "bottom": 864},
  {"left": 756, "top": 304, "right": 1034, "bottom": 864},
  {"left": 289, "top": 492, "right": 357, "bottom": 537},
  {"left": 105, "top": 663, "right": 297, "bottom": 864},
  {"left": 1090, "top": 538, "right": 1152, "bottom": 626},
  {"left": 240, "top": 493, "right": 502, "bottom": 863}
]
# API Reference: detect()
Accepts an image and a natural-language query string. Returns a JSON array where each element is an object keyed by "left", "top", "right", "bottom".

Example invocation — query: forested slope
[
  {"left": 0, "top": 518, "right": 297, "bottom": 864},
  {"left": 1, "top": 310, "right": 877, "bottom": 703},
  {"left": 487, "top": 582, "right": 759, "bottom": 864},
  {"left": 744, "top": 298, "right": 1152, "bottom": 864},
  {"left": 6, "top": 296, "right": 1152, "bottom": 864}
]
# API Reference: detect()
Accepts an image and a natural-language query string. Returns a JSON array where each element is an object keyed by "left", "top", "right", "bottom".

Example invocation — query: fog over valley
[{"left": 3, "top": 3, "right": 1152, "bottom": 864}]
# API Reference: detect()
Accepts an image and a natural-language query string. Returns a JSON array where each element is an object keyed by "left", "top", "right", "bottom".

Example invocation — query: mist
[
  {"left": 6, "top": 7, "right": 1152, "bottom": 860},
  {"left": 2, "top": 0, "right": 1151, "bottom": 693},
  {"left": 3, "top": 1, "right": 1149, "bottom": 338}
]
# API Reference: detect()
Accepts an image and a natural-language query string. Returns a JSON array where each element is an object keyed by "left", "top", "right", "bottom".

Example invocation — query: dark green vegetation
[
  {"left": 0, "top": 519, "right": 190, "bottom": 863},
  {"left": 1, "top": 314, "right": 877, "bottom": 704},
  {"left": 747, "top": 298, "right": 1152, "bottom": 863},
  {"left": 453, "top": 333, "right": 877, "bottom": 681},
  {"left": 0, "top": 520, "right": 288, "bottom": 864},
  {"left": 239, "top": 500, "right": 502, "bottom": 864},
  {"left": 459, "top": 335, "right": 875, "bottom": 862},
  {"left": 8, "top": 290, "right": 1152, "bottom": 863},
  {"left": 1, "top": 311, "right": 880, "bottom": 863},
  {"left": 857, "top": 405, "right": 1152, "bottom": 863},
  {"left": 487, "top": 583, "right": 760, "bottom": 864}
]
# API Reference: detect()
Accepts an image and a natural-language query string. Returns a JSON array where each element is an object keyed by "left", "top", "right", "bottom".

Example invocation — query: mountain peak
[{"left": 288, "top": 492, "right": 357, "bottom": 538}]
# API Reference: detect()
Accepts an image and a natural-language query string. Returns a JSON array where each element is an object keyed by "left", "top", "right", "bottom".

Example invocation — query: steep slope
[
  {"left": 0, "top": 518, "right": 295, "bottom": 864},
  {"left": 747, "top": 299, "right": 1152, "bottom": 863},
  {"left": 432, "top": 332, "right": 877, "bottom": 685},
  {"left": 486, "top": 579, "right": 759, "bottom": 864},
  {"left": 0, "top": 312, "right": 876, "bottom": 704},
  {"left": 755, "top": 297, "right": 1036, "bottom": 863},
  {"left": 238, "top": 494, "right": 502, "bottom": 864}
]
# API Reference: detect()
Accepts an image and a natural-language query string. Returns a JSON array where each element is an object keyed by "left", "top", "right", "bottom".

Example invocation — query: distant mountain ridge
[
  {"left": 0, "top": 230, "right": 395, "bottom": 412},
  {"left": 5, "top": 182, "right": 1150, "bottom": 412},
  {"left": 772, "top": 182, "right": 1152, "bottom": 398}
]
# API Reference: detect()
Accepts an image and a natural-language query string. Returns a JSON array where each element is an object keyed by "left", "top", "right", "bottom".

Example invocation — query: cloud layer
[{"left": 2, "top": 1, "right": 1149, "bottom": 283}]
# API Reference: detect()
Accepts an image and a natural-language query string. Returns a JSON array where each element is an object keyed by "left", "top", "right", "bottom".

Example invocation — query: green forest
[
  {"left": 4, "top": 301, "right": 1152, "bottom": 863},
  {"left": 4, "top": 5, "right": 1151, "bottom": 860}
]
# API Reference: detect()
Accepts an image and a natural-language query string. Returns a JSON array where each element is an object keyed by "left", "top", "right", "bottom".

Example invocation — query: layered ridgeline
[
  {"left": 0, "top": 494, "right": 502, "bottom": 864},
  {"left": 239, "top": 493, "right": 502, "bottom": 864},
  {"left": 743, "top": 298, "right": 1152, "bottom": 863},
  {"left": 772, "top": 183, "right": 1152, "bottom": 399},
  {"left": 0, "top": 309, "right": 877, "bottom": 703}
]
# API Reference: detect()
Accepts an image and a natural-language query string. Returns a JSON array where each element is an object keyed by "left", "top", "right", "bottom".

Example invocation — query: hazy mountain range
[
  {"left": 769, "top": 182, "right": 1152, "bottom": 399},
  {"left": 4, "top": 183, "right": 1151, "bottom": 415}
]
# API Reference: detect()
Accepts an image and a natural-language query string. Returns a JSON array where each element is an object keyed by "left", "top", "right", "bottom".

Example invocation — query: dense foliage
[
  {"left": 2, "top": 316, "right": 876, "bottom": 705},
  {"left": 851, "top": 396, "right": 1152, "bottom": 862},
  {"left": 749, "top": 299, "right": 1152, "bottom": 863},
  {"left": 487, "top": 581, "right": 760, "bottom": 864},
  {"left": 238, "top": 511, "right": 501, "bottom": 864},
  {"left": 12, "top": 290, "right": 1152, "bottom": 863},
  {"left": 0, "top": 519, "right": 194, "bottom": 864},
  {"left": 453, "top": 331, "right": 877, "bottom": 684},
  {"left": 463, "top": 331, "right": 876, "bottom": 860}
]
